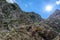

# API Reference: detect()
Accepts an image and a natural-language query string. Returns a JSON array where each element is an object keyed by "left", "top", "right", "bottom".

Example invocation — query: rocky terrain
[
  {"left": 43, "top": 9, "right": 60, "bottom": 32},
  {"left": 0, "top": 0, "right": 60, "bottom": 40}
]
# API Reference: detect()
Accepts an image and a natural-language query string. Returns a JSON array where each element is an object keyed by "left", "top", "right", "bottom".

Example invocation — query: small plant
[{"left": 30, "top": 15, "right": 35, "bottom": 19}]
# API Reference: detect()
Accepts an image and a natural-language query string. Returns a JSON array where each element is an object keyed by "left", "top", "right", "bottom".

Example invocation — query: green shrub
[{"left": 29, "top": 15, "right": 35, "bottom": 20}]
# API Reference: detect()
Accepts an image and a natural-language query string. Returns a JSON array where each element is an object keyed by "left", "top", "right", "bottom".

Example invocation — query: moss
[{"left": 56, "top": 29, "right": 60, "bottom": 32}]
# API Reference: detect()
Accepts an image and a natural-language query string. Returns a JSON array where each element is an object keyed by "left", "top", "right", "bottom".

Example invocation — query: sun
[{"left": 45, "top": 5, "right": 53, "bottom": 12}]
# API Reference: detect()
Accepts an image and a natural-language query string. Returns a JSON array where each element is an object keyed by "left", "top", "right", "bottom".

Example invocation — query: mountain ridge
[{"left": 0, "top": 0, "right": 60, "bottom": 40}]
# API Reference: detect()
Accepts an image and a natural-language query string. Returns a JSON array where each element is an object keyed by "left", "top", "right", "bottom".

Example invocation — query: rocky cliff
[
  {"left": 44, "top": 9, "right": 60, "bottom": 32},
  {"left": 0, "top": 0, "right": 60, "bottom": 40},
  {"left": 0, "top": 0, "right": 42, "bottom": 30}
]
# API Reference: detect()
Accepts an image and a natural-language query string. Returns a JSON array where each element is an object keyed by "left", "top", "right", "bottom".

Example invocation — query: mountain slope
[
  {"left": 44, "top": 9, "right": 60, "bottom": 32},
  {"left": 0, "top": 0, "right": 60, "bottom": 40},
  {"left": 0, "top": 0, "right": 42, "bottom": 30}
]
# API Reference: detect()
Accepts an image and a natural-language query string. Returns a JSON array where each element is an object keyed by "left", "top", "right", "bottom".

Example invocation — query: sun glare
[
  {"left": 56, "top": 1, "right": 60, "bottom": 5},
  {"left": 45, "top": 5, "right": 53, "bottom": 12}
]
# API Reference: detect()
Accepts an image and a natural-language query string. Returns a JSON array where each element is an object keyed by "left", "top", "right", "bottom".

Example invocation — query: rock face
[
  {"left": 0, "top": 0, "right": 60, "bottom": 40},
  {"left": 0, "top": 0, "right": 42, "bottom": 30},
  {"left": 44, "top": 9, "right": 60, "bottom": 32}
]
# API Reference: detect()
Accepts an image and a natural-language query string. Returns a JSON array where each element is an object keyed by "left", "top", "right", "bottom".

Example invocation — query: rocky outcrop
[
  {"left": 44, "top": 9, "right": 60, "bottom": 32},
  {"left": 0, "top": 0, "right": 60, "bottom": 40},
  {"left": 0, "top": 0, "right": 42, "bottom": 31}
]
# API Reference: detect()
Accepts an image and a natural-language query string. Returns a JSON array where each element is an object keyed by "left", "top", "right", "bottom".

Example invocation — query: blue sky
[{"left": 6, "top": 0, "right": 60, "bottom": 19}]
